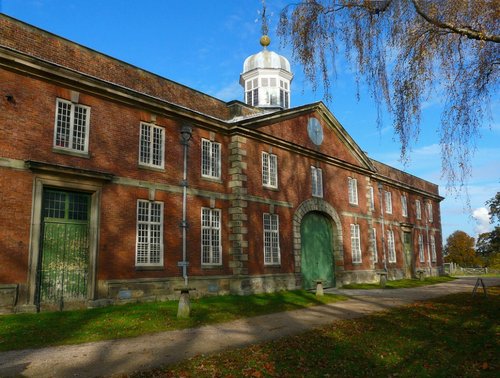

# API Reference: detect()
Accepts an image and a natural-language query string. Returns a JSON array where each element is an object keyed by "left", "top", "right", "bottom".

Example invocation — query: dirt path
[{"left": 0, "top": 277, "right": 497, "bottom": 378}]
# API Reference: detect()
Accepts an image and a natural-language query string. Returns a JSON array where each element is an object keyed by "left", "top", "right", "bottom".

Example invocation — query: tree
[
  {"left": 477, "top": 192, "right": 500, "bottom": 267},
  {"left": 476, "top": 228, "right": 500, "bottom": 256},
  {"left": 277, "top": 0, "right": 499, "bottom": 190},
  {"left": 444, "top": 230, "right": 481, "bottom": 267},
  {"left": 486, "top": 191, "right": 500, "bottom": 225}
]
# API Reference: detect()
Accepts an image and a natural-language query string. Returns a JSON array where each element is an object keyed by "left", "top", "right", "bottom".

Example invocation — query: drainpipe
[
  {"left": 180, "top": 123, "right": 192, "bottom": 287},
  {"left": 426, "top": 203, "right": 432, "bottom": 276},
  {"left": 378, "top": 183, "right": 388, "bottom": 272}
]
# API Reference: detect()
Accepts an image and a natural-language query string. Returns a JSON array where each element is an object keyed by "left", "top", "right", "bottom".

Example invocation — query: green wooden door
[
  {"left": 403, "top": 232, "right": 413, "bottom": 278},
  {"left": 38, "top": 189, "right": 90, "bottom": 310},
  {"left": 301, "top": 212, "right": 334, "bottom": 290}
]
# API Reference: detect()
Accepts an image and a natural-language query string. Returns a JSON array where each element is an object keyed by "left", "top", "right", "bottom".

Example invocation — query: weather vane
[{"left": 261, "top": 0, "right": 269, "bottom": 36}]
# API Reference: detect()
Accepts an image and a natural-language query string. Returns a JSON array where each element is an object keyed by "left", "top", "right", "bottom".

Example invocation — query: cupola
[{"left": 240, "top": 35, "right": 293, "bottom": 110}]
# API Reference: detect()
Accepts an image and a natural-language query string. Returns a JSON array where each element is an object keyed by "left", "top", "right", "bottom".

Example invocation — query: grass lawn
[
  {"left": 0, "top": 290, "right": 346, "bottom": 352},
  {"left": 341, "top": 275, "right": 456, "bottom": 289},
  {"left": 134, "top": 286, "right": 500, "bottom": 378}
]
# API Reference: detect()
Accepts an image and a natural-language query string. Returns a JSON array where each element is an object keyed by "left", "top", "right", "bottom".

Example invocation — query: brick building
[{"left": 0, "top": 15, "right": 443, "bottom": 313}]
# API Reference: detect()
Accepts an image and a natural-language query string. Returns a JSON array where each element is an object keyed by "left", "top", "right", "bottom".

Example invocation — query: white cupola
[{"left": 240, "top": 35, "right": 293, "bottom": 110}]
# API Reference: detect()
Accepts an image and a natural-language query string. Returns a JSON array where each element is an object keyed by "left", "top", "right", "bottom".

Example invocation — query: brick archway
[{"left": 293, "top": 198, "right": 344, "bottom": 287}]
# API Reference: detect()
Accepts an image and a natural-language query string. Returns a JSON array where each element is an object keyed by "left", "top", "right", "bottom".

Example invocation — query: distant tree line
[{"left": 444, "top": 192, "right": 500, "bottom": 268}]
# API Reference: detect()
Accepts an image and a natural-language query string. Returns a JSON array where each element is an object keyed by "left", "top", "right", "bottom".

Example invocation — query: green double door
[
  {"left": 38, "top": 189, "right": 90, "bottom": 310},
  {"left": 300, "top": 212, "right": 335, "bottom": 289},
  {"left": 403, "top": 232, "right": 413, "bottom": 278}
]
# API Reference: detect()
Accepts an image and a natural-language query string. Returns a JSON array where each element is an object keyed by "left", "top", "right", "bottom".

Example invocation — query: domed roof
[{"left": 242, "top": 36, "right": 291, "bottom": 73}]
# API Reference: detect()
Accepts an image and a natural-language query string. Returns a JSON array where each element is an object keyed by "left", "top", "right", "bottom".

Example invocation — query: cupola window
[{"left": 245, "top": 78, "right": 259, "bottom": 106}]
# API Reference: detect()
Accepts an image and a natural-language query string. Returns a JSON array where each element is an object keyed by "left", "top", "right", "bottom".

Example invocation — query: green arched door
[{"left": 300, "top": 212, "right": 335, "bottom": 289}]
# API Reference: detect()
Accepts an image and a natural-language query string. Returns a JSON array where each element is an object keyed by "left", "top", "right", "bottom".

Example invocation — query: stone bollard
[
  {"left": 315, "top": 281, "right": 324, "bottom": 296},
  {"left": 177, "top": 289, "right": 191, "bottom": 319},
  {"left": 379, "top": 273, "right": 387, "bottom": 288}
]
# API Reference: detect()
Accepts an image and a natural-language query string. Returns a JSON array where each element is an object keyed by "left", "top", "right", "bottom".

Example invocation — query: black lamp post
[
  {"left": 180, "top": 123, "right": 192, "bottom": 287},
  {"left": 177, "top": 123, "right": 192, "bottom": 319}
]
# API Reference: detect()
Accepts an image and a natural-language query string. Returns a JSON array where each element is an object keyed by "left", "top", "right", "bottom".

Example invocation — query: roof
[
  {"left": 0, "top": 14, "right": 234, "bottom": 120},
  {"left": 370, "top": 159, "right": 443, "bottom": 200},
  {"left": 243, "top": 49, "right": 291, "bottom": 73}
]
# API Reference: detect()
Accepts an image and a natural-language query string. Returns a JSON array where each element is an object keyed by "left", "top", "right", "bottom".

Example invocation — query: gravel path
[{"left": 0, "top": 277, "right": 497, "bottom": 378}]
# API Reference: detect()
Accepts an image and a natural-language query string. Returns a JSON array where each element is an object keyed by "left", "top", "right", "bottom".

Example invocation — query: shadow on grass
[
  {"left": 0, "top": 300, "right": 181, "bottom": 351},
  {"left": 0, "top": 290, "right": 354, "bottom": 377},
  {"left": 139, "top": 287, "right": 499, "bottom": 378},
  {"left": 188, "top": 289, "right": 346, "bottom": 324},
  {"left": 0, "top": 290, "right": 346, "bottom": 352},
  {"left": 3, "top": 280, "right": 496, "bottom": 377},
  {"left": 341, "top": 276, "right": 456, "bottom": 290}
]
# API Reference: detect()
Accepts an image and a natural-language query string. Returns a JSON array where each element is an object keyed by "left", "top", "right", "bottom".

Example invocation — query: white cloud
[
  {"left": 413, "top": 143, "right": 441, "bottom": 156},
  {"left": 472, "top": 207, "right": 491, "bottom": 235},
  {"left": 212, "top": 81, "right": 241, "bottom": 102},
  {"left": 371, "top": 143, "right": 441, "bottom": 176}
]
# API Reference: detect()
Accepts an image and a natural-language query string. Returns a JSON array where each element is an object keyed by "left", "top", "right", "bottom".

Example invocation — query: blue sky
[{"left": 2, "top": 0, "right": 499, "bottom": 242}]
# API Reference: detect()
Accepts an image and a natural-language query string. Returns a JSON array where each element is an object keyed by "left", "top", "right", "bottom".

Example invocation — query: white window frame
[
  {"left": 201, "top": 139, "right": 221, "bottom": 179},
  {"left": 279, "top": 80, "right": 290, "bottom": 108},
  {"left": 387, "top": 230, "right": 396, "bottom": 263},
  {"left": 418, "top": 233, "right": 425, "bottom": 263},
  {"left": 139, "top": 122, "right": 165, "bottom": 169},
  {"left": 135, "top": 200, "right": 164, "bottom": 267},
  {"left": 53, "top": 98, "right": 90, "bottom": 153},
  {"left": 311, "top": 166, "right": 323, "bottom": 198},
  {"left": 245, "top": 78, "right": 259, "bottom": 106},
  {"left": 385, "top": 191, "right": 393, "bottom": 214},
  {"left": 416, "top": 200, "right": 422, "bottom": 220},
  {"left": 368, "top": 186, "right": 375, "bottom": 211},
  {"left": 262, "top": 151, "right": 278, "bottom": 188},
  {"left": 371, "top": 227, "right": 378, "bottom": 263},
  {"left": 201, "top": 207, "right": 222, "bottom": 265},
  {"left": 401, "top": 195, "right": 408, "bottom": 217},
  {"left": 350, "top": 224, "right": 362, "bottom": 263},
  {"left": 263, "top": 213, "right": 280, "bottom": 265},
  {"left": 427, "top": 202, "right": 433, "bottom": 223},
  {"left": 430, "top": 235, "right": 437, "bottom": 262},
  {"left": 348, "top": 177, "right": 358, "bottom": 205}
]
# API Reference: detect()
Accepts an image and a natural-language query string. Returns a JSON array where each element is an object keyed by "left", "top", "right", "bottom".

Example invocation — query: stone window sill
[
  {"left": 53, "top": 147, "right": 90, "bottom": 159},
  {"left": 135, "top": 266, "right": 165, "bottom": 271}
]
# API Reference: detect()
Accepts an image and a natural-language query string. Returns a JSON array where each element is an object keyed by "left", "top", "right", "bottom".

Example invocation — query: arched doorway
[{"left": 300, "top": 212, "right": 335, "bottom": 289}]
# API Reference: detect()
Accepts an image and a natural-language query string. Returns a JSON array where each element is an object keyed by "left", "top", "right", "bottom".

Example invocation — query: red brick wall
[
  {"left": 256, "top": 113, "right": 362, "bottom": 166},
  {"left": 245, "top": 202, "right": 295, "bottom": 275},
  {"left": 1, "top": 69, "right": 192, "bottom": 183},
  {"left": 0, "top": 69, "right": 238, "bottom": 286},
  {"left": 0, "top": 169, "right": 32, "bottom": 283},
  {"left": 97, "top": 185, "right": 233, "bottom": 280},
  {"left": 241, "top": 134, "right": 442, "bottom": 275},
  {"left": 371, "top": 160, "right": 440, "bottom": 196},
  {"left": 187, "top": 129, "right": 230, "bottom": 194}
]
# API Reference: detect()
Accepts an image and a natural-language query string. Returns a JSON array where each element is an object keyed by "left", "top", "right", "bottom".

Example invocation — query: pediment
[{"left": 235, "top": 102, "right": 375, "bottom": 172}]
